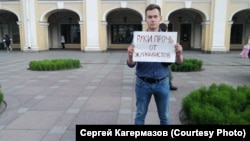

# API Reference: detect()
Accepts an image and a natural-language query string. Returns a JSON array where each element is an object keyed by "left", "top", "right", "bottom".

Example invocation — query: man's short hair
[{"left": 145, "top": 4, "right": 161, "bottom": 15}]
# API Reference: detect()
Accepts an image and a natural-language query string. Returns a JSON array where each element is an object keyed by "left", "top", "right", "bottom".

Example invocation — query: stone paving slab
[{"left": 0, "top": 50, "right": 249, "bottom": 141}]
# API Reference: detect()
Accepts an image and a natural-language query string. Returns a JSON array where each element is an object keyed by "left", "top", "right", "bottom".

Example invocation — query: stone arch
[
  {"left": 0, "top": 8, "right": 20, "bottom": 21},
  {"left": 165, "top": 7, "right": 208, "bottom": 22},
  {"left": 229, "top": 8, "right": 250, "bottom": 49},
  {"left": 104, "top": 7, "right": 143, "bottom": 49},
  {"left": 229, "top": 8, "right": 250, "bottom": 21},
  {"left": 40, "top": 8, "right": 82, "bottom": 22},
  {"left": 102, "top": 7, "right": 144, "bottom": 22},
  {"left": 0, "top": 9, "right": 20, "bottom": 49},
  {"left": 40, "top": 9, "right": 81, "bottom": 50},
  {"left": 165, "top": 8, "right": 207, "bottom": 50}
]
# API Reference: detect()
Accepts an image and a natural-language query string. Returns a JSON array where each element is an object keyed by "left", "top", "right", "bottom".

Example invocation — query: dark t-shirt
[{"left": 5, "top": 36, "right": 10, "bottom": 45}]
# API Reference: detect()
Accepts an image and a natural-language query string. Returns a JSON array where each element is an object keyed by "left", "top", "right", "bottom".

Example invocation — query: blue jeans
[{"left": 134, "top": 76, "right": 170, "bottom": 125}]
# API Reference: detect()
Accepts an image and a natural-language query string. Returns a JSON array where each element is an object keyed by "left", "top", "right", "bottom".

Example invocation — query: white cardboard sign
[{"left": 133, "top": 31, "right": 177, "bottom": 62}]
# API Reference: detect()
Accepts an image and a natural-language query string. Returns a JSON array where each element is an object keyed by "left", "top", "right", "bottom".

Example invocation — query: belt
[{"left": 139, "top": 77, "right": 166, "bottom": 83}]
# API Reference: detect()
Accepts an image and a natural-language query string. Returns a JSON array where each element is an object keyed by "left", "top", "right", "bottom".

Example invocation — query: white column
[
  {"left": 39, "top": 22, "right": 49, "bottom": 50},
  {"left": 211, "top": 0, "right": 227, "bottom": 52},
  {"left": 194, "top": 24, "right": 201, "bottom": 49},
  {"left": 23, "top": 0, "right": 38, "bottom": 51},
  {"left": 85, "top": 0, "right": 100, "bottom": 51}
]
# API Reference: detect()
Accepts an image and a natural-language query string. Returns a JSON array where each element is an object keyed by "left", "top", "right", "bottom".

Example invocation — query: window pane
[
  {"left": 111, "top": 24, "right": 142, "bottom": 44},
  {"left": 12, "top": 23, "right": 20, "bottom": 44}
]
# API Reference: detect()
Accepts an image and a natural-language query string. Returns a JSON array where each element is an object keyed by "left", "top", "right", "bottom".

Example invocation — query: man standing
[
  {"left": 127, "top": 4, "right": 183, "bottom": 125},
  {"left": 61, "top": 35, "right": 65, "bottom": 49},
  {"left": 3, "top": 34, "right": 12, "bottom": 52},
  {"left": 159, "top": 23, "right": 178, "bottom": 91}
]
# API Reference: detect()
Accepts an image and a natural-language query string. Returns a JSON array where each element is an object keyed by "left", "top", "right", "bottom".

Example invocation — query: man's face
[{"left": 145, "top": 9, "right": 162, "bottom": 31}]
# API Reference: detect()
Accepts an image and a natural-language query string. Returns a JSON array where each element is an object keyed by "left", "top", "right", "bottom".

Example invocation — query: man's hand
[
  {"left": 128, "top": 44, "right": 134, "bottom": 56},
  {"left": 175, "top": 43, "right": 182, "bottom": 55},
  {"left": 175, "top": 43, "right": 183, "bottom": 64},
  {"left": 127, "top": 44, "right": 135, "bottom": 65}
]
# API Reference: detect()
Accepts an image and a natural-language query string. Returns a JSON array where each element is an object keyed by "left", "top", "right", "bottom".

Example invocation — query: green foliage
[
  {"left": 182, "top": 83, "right": 250, "bottom": 124},
  {"left": 29, "top": 59, "right": 81, "bottom": 71},
  {"left": 171, "top": 58, "right": 203, "bottom": 72},
  {"left": 0, "top": 86, "right": 3, "bottom": 105}
]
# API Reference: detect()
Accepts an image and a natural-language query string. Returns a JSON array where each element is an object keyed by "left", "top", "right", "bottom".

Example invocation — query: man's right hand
[
  {"left": 127, "top": 44, "right": 134, "bottom": 57},
  {"left": 127, "top": 44, "right": 135, "bottom": 65}
]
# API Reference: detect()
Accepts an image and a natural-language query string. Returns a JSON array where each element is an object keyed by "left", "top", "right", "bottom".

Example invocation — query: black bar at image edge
[{"left": 75, "top": 125, "right": 250, "bottom": 140}]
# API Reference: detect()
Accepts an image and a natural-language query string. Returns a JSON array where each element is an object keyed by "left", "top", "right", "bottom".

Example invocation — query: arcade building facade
[{"left": 0, "top": 0, "right": 249, "bottom": 53}]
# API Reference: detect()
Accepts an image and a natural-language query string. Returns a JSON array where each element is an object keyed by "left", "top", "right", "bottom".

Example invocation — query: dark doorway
[
  {"left": 61, "top": 24, "right": 80, "bottom": 44},
  {"left": 180, "top": 24, "right": 191, "bottom": 49},
  {"left": 230, "top": 24, "right": 243, "bottom": 44}
]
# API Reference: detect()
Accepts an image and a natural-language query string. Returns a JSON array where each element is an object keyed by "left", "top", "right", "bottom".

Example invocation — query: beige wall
[{"left": 0, "top": 0, "right": 249, "bottom": 52}]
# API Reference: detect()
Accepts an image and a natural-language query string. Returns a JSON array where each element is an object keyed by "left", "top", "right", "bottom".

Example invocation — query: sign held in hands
[{"left": 133, "top": 31, "right": 177, "bottom": 62}]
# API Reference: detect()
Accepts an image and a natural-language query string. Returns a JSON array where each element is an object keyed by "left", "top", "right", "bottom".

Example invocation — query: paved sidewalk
[{"left": 0, "top": 50, "right": 249, "bottom": 141}]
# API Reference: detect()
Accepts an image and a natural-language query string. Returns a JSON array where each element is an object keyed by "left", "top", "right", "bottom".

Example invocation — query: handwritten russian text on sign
[{"left": 133, "top": 31, "right": 177, "bottom": 62}]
